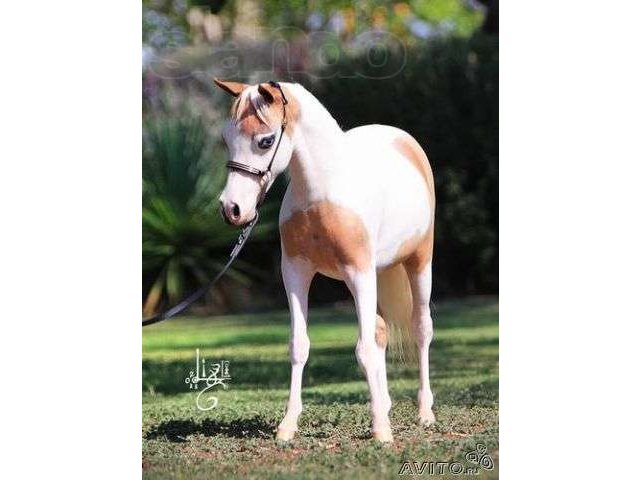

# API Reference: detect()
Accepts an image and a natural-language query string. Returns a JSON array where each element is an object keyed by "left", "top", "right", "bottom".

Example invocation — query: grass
[{"left": 142, "top": 296, "right": 498, "bottom": 479}]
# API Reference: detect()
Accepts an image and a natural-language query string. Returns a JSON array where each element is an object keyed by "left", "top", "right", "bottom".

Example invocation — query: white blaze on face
[
  {"left": 216, "top": 82, "right": 294, "bottom": 227},
  {"left": 218, "top": 121, "right": 267, "bottom": 226}
]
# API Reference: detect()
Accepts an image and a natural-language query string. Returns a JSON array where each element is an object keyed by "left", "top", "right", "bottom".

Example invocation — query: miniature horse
[{"left": 215, "top": 79, "right": 435, "bottom": 443}]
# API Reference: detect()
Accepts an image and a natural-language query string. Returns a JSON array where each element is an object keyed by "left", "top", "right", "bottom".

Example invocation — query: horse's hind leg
[
  {"left": 375, "top": 314, "right": 392, "bottom": 416},
  {"left": 407, "top": 262, "right": 436, "bottom": 425}
]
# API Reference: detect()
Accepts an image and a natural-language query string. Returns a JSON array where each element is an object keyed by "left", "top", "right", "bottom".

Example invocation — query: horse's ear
[
  {"left": 257, "top": 83, "right": 278, "bottom": 104},
  {"left": 214, "top": 78, "right": 248, "bottom": 97}
]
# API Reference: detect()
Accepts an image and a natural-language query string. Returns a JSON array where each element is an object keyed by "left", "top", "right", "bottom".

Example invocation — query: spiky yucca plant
[{"left": 142, "top": 113, "right": 277, "bottom": 316}]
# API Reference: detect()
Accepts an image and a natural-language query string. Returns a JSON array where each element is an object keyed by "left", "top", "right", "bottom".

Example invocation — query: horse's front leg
[
  {"left": 344, "top": 267, "right": 394, "bottom": 443},
  {"left": 276, "top": 255, "right": 314, "bottom": 441}
]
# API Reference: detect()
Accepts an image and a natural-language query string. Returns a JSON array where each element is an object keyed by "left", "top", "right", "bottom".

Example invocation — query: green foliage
[
  {"left": 142, "top": 111, "right": 278, "bottom": 315},
  {"left": 142, "top": 28, "right": 497, "bottom": 303},
  {"left": 311, "top": 34, "right": 498, "bottom": 294},
  {"left": 143, "top": 0, "right": 189, "bottom": 48},
  {"left": 142, "top": 298, "right": 498, "bottom": 478},
  {"left": 260, "top": 0, "right": 484, "bottom": 39},
  {"left": 411, "top": 0, "right": 484, "bottom": 36}
]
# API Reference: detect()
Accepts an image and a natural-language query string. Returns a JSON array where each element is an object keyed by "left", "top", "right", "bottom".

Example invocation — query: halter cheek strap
[
  {"left": 142, "top": 81, "right": 288, "bottom": 327},
  {"left": 226, "top": 81, "right": 289, "bottom": 206}
]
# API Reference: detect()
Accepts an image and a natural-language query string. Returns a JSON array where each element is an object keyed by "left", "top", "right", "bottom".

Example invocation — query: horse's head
[{"left": 214, "top": 79, "right": 295, "bottom": 227}]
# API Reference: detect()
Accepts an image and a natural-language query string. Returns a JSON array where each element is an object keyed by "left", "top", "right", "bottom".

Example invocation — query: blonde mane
[{"left": 230, "top": 87, "right": 280, "bottom": 127}]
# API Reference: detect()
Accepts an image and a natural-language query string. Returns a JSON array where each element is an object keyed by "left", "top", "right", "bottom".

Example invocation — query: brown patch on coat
[
  {"left": 255, "top": 83, "right": 300, "bottom": 134},
  {"left": 235, "top": 100, "right": 272, "bottom": 136},
  {"left": 392, "top": 136, "right": 436, "bottom": 273},
  {"left": 393, "top": 228, "right": 435, "bottom": 272},
  {"left": 230, "top": 84, "right": 300, "bottom": 137},
  {"left": 375, "top": 314, "right": 388, "bottom": 348},
  {"left": 280, "top": 201, "right": 371, "bottom": 279}
]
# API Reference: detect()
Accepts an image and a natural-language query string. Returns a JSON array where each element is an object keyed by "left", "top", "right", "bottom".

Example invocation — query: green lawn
[{"left": 142, "top": 297, "right": 498, "bottom": 479}]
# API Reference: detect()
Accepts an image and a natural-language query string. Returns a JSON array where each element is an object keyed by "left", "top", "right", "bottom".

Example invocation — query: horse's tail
[{"left": 376, "top": 264, "right": 416, "bottom": 361}]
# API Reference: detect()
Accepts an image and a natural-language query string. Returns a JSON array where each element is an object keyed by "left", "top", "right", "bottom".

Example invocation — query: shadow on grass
[
  {"left": 143, "top": 345, "right": 363, "bottom": 393},
  {"left": 143, "top": 338, "right": 498, "bottom": 399},
  {"left": 154, "top": 331, "right": 290, "bottom": 351},
  {"left": 145, "top": 330, "right": 497, "bottom": 355},
  {"left": 146, "top": 417, "right": 274, "bottom": 442}
]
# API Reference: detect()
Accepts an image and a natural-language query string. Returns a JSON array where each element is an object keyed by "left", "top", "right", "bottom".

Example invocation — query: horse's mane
[{"left": 230, "top": 87, "right": 279, "bottom": 128}]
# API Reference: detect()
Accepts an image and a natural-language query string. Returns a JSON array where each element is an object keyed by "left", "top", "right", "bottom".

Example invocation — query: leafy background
[
  {"left": 142, "top": 1, "right": 499, "bottom": 477},
  {"left": 142, "top": 0, "right": 498, "bottom": 314}
]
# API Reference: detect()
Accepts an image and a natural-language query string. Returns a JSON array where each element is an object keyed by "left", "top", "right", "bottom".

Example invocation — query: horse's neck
[{"left": 288, "top": 87, "right": 344, "bottom": 204}]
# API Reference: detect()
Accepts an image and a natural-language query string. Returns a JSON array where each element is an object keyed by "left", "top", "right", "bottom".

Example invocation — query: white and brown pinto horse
[{"left": 215, "top": 79, "right": 435, "bottom": 443}]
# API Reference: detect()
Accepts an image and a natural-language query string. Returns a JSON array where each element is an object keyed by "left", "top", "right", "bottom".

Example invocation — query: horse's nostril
[{"left": 231, "top": 203, "right": 240, "bottom": 218}]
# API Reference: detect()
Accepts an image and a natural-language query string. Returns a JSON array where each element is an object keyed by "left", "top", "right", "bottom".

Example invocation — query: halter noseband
[
  {"left": 143, "top": 82, "right": 288, "bottom": 327},
  {"left": 226, "top": 81, "right": 289, "bottom": 205}
]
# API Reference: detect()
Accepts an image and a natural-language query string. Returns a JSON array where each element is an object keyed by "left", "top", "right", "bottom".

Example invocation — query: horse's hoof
[
  {"left": 276, "top": 428, "right": 296, "bottom": 442},
  {"left": 373, "top": 427, "right": 394, "bottom": 443},
  {"left": 418, "top": 410, "right": 436, "bottom": 426}
]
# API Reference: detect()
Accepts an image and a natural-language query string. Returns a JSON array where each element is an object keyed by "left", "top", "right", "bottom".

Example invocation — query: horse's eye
[{"left": 258, "top": 134, "right": 276, "bottom": 150}]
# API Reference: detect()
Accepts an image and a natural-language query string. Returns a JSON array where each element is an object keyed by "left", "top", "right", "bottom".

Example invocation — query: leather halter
[
  {"left": 226, "top": 81, "right": 289, "bottom": 206},
  {"left": 141, "top": 81, "right": 288, "bottom": 327}
]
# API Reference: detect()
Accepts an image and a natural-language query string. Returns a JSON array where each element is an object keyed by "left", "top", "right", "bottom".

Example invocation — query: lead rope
[
  {"left": 142, "top": 212, "right": 259, "bottom": 327},
  {"left": 142, "top": 81, "right": 288, "bottom": 328}
]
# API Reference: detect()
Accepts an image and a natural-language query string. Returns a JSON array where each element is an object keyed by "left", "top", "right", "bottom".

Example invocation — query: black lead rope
[
  {"left": 142, "top": 213, "right": 259, "bottom": 327},
  {"left": 142, "top": 81, "right": 289, "bottom": 328}
]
